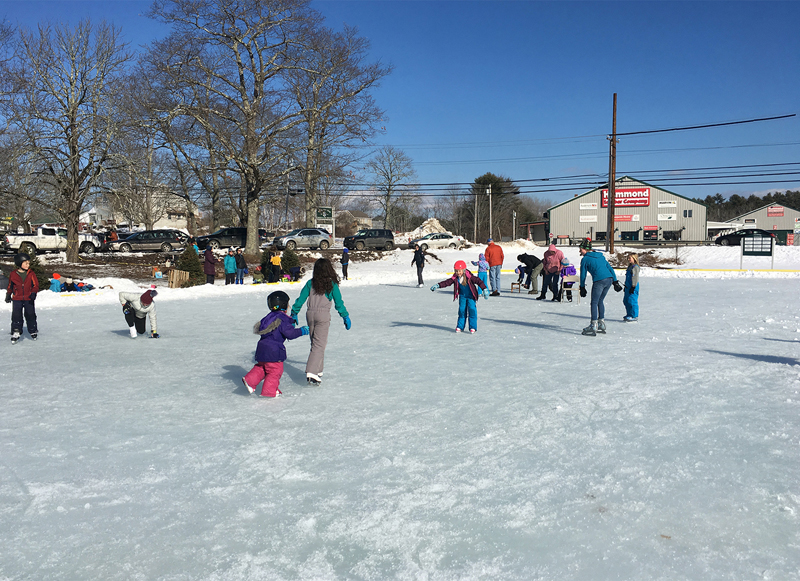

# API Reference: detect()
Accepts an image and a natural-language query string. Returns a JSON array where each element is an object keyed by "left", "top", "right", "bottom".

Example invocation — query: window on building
[
  {"left": 683, "top": 209, "right": 693, "bottom": 218},
  {"left": 595, "top": 231, "right": 607, "bottom": 241},
  {"left": 620, "top": 230, "right": 639, "bottom": 241}
]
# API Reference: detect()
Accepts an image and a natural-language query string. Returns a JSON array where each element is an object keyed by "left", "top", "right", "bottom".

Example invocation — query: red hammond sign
[
  {"left": 601, "top": 187, "right": 650, "bottom": 207},
  {"left": 767, "top": 206, "right": 784, "bottom": 217}
]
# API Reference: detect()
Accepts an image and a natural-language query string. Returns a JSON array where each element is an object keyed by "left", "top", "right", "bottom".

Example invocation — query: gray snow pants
[{"left": 305, "top": 291, "right": 333, "bottom": 376}]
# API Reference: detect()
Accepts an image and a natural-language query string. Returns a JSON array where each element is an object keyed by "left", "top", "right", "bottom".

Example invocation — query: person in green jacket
[{"left": 290, "top": 258, "right": 351, "bottom": 385}]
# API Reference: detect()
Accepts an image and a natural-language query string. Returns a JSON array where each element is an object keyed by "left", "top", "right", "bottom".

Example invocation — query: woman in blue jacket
[
  {"left": 578, "top": 239, "right": 621, "bottom": 336},
  {"left": 223, "top": 248, "right": 237, "bottom": 285}
]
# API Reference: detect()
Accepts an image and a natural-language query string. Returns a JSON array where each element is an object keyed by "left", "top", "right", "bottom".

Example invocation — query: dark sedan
[
  {"left": 715, "top": 228, "right": 776, "bottom": 246},
  {"left": 109, "top": 229, "right": 189, "bottom": 253},
  {"left": 196, "top": 227, "right": 272, "bottom": 250}
]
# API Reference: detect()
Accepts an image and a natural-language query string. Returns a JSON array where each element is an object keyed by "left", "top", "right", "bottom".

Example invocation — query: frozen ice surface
[{"left": 1, "top": 248, "right": 799, "bottom": 580}]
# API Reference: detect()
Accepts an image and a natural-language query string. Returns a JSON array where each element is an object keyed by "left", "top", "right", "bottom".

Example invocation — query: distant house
[{"left": 337, "top": 209, "right": 372, "bottom": 231}]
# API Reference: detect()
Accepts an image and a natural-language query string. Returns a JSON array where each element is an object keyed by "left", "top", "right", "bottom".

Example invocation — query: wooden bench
[{"left": 511, "top": 282, "right": 521, "bottom": 293}]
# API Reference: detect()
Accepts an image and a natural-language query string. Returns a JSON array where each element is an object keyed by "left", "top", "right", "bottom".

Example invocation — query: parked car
[
  {"left": 407, "top": 232, "right": 465, "bottom": 251},
  {"left": 3, "top": 226, "right": 102, "bottom": 255},
  {"left": 110, "top": 229, "right": 189, "bottom": 253},
  {"left": 715, "top": 228, "right": 776, "bottom": 246},
  {"left": 273, "top": 228, "right": 333, "bottom": 250},
  {"left": 343, "top": 229, "right": 395, "bottom": 251},
  {"left": 196, "top": 227, "right": 272, "bottom": 250}
]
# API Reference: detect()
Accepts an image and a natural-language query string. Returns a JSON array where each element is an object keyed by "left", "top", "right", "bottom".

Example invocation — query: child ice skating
[
  {"left": 558, "top": 258, "right": 577, "bottom": 302},
  {"left": 290, "top": 258, "right": 351, "bottom": 385},
  {"left": 471, "top": 253, "right": 490, "bottom": 289},
  {"left": 623, "top": 253, "right": 640, "bottom": 322},
  {"left": 431, "top": 260, "right": 489, "bottom": 333},
  {"left": 224, "top": 249, "right": 236, "bottom": 285},
  {"left": 243, "top": 291, "right": 309, "bottom": 397},
  {"left": 119, "top": 286, "right": 159, "bottom": 339},
  {"left": 6, "top": 253, "right": 39, "bottom": 344}
]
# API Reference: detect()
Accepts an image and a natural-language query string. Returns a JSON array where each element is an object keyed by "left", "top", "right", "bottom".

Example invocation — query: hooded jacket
[
  {"left": 224, "top": 254, "right": 237, "bottom": 274},
  {"left": 542, "top": 244, "right": 565, "bottom": 273},
  {"left": 436, "top": 269, "right": 487, "bottom": 301},
  {"left": 119, "top": 291, "right": 158, "bottom": 333},
  {"left": 579, "top": 251, "right": 617, "bottom": 287},
  {"left": 203, "top": 248, "right": 217, "bottom": 275},
  {"left": 8, "top": 269, "right": 39, "bottom": 301},
  {"left": 253, "top": 310, "right": 305, "bottom": 363},
  {"left": 471, "top": 254, "right": 489, "bottom": 272}
]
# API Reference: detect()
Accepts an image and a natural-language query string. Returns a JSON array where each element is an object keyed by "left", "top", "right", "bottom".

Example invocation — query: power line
[{"left": 615, "top": 113, "right": 796, "bottom": 137}]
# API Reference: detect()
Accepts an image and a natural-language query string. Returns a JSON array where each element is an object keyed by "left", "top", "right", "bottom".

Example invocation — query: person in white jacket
[{"left": 119, "top": 286, "right": 159, "bottom": 338}]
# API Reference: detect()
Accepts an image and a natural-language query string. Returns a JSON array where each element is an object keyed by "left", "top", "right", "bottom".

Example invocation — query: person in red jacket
[
  {"left": 484, "top": 238, "right": 504, "bottom": 296},
  {"left": 5, "top": 252, "right": 39, "bottom": 344}
]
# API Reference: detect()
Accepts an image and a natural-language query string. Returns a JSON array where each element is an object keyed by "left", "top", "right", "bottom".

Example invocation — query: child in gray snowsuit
[{"left": 290, "top": 258, "right": 351, "bottom": 385}]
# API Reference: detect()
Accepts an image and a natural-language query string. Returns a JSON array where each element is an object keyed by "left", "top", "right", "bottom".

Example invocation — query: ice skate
[
  {"left": 581, "top": 321, "right": 597, "bottom": 336},
  {"left": 30, "top": 333, "right": 37, "bottom": 340},
  {"left": 455, "top": 328, "right": 462, "bottom": 333},
  {"left": 11, "top": 331, "right": 20, "bottom": 345},
  {"left": 623, "top": 316, "right": 638, "bottom": 323},
  {"left": 306, "top": 373, "right": 322, "bottom": 385},
  {"left": 129, "top": 326, "right": 137, "bottom": 339},
  {"left": 469, "top": 329, "right": 476, "bottom": 334},
  {"left": 597, "top": 319, "right": 607, "bottom": 334},
  {"left": 242, "top": 377, "right": 255, "bottom": 394}
]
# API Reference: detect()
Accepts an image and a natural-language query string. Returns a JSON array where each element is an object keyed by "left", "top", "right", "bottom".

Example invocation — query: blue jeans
[
  {"left": 489, "top": 265, "right": 501, "bottom": 292},
  {"left": 623, "top": 284, "right": 639, "bottom": 318},
  {"left": 590, "top": 277, "right": 613, "bottom": 321},
  {"left": 236, "top": 268, "right": 245, "bottom": 284},
  {"left": 457, "top": 295, "right": 478, "bottom": 331}
]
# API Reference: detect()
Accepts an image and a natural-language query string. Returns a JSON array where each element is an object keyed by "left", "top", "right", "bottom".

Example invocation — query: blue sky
[{"left": 3, "top": 0, "right": 799, "bottom": 204}]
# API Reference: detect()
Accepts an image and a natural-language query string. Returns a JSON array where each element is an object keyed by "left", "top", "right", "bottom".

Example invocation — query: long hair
[
  {"left": 628, "top": 253, "right": 640, "bottom": 265},
  {"left": 311, "top": 258, "right": 339, "bottom": 295}
]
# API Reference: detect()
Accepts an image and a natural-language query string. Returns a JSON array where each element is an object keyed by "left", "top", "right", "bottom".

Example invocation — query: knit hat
[
  {"left": 140, "top": 284, "right": 157, "bottom": 305},
  {"left": 343, "top": 248, "right": 349, "bottom": 253},
  {"left": 561, "top": 258, "right": 570, "bottom": 265},
  {"left": 454, "top": 260, "right": 467, "bottom": 270},
  {"left": 487, "top": 238, "right": 493, "bottom": 243},
  {"left": 65, "top": 277, "right": 73, "bottom": 284},
  {"left": 579, "top": 239, "right": 592, "bottom": 251},
  {"left": 52, "top": 273, "right": 61, "bottom": 279}
]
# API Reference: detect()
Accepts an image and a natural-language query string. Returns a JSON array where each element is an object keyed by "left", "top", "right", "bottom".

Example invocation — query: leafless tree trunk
[
  {"left": 365, "top": 146, "right": 418, "bottom": 231},
  {"left": 3, "top": 20, "right": 130, "bottom": 261}
]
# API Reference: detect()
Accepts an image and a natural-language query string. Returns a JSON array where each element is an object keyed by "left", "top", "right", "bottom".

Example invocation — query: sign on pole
[{"left": 740, "top": 236, "right": 774, "bottom": 269}]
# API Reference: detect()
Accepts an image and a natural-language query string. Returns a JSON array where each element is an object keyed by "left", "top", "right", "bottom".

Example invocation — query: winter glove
[
  {"left": 343, "top": 316, "right": 351, "bottom": 330},
  {"left": 482, "top": 289, "right": 489, "bottom": 300},
  {"left": 613, "top": 281, "right": 623, "bottom": 293},
  {"left": 150, "top": 332, "right": 160, "bottom": 338},
  {"left": 430, "top": 284, "right": 438, "bottom": 292},
  {"left": 30, "top": 292, "right": 36, "bottom": 302},
  {"left": 579, "top": 287, "right": 587, "bottom": 298},
  {"left": 291, "top": 313, "right": 299, "bottom": 325},
  {"left": 300, "top": 326, "right": 309, "bottom": 336},
  {"left": 4, "top": 293, "right": 10, "bottom": 304},
  {"left": 122, "top": 301, "right": 133, "bottom": 315}
]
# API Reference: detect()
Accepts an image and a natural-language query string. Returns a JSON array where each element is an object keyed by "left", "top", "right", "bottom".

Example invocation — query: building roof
[
  {"left": 547, "top": 176, "right": 707, "bottom": 212},
  {"left": 726, "top": 202, "right": 800, "bottom": 222}
]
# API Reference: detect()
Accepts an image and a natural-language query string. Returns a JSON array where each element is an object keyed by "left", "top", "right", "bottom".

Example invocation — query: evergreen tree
[
  {"left": 176, "top": 247, "right": 204, "bottom": 287},
  {"left": 281, "top": 247, "right": 301, "bottom": 272},
  {"left": 28, "top": 253, "right": 48, "bottom": 287}
]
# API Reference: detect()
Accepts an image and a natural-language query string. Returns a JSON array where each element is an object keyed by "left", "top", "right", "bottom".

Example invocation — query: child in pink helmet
[{"left": 430, "top": 260, "right": 489, "bottom": 333}]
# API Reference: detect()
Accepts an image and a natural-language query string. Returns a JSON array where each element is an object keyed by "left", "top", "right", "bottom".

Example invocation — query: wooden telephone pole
[{"left": 605, "top": 93, "right": 618, "bottom": 253}]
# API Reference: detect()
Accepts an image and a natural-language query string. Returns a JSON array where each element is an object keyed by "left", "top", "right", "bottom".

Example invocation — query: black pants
[
  {"left": 416, "top": 264, "right": 424, "bottom": 285},
  {"left": 342, "top": 263, "right": 348, "bottom": 279},
  {"left": 269, "top": 265, "right": 281, "bottom": 283},
  {"left": 206, "top": 274, "right": 215, "bottom": 285},
  {"left": 225, "top": 273, "right": 235, "bottom": 285},
  {"left": 125, "top": 311, "right": 147, "bottom": 334},
  {"left": 540, "top": 272, "right": 559, "bottom": 299},
  {"left": 12, "top": 300, "right": 37, "bottom": 334}
]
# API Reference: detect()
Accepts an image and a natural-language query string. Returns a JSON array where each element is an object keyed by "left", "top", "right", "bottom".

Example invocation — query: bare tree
[
  {"left": 146, "top": 0, "right": 317, "bottom": 253},
  {"left": 284, "top": 24, "right": 390, "bottom": 226},
  {"left": 3, "top": 20, "right": 130, "bottom": 260},
  {"left": 365, "top": 146, "right": 418, "bottom": 231}
]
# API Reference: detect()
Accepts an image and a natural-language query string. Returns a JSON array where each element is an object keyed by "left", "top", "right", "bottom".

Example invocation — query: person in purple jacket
[{"left": 242, "top": 291, "right": 309, "bottom": 397}]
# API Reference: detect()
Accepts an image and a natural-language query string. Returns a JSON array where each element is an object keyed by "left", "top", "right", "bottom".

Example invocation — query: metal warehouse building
[
  {"left": 542, "top": 177, "right": 707, "bottom": 244},
  {"left": 726, "top": 203, "right": 800, "bottom": 246}
]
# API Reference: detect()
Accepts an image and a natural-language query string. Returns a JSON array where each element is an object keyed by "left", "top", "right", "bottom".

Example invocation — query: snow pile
[{"left": 396, "top": 218, "right": 448, "bottom": 243}]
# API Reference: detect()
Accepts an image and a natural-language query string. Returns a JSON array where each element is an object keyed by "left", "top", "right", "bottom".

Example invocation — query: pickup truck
[{"left": 3, "top": 226, "right": 103, "bottom": 255}]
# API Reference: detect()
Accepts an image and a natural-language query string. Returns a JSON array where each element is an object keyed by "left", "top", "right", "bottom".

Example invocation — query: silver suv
[{"left": 273, "top": 228, "right": 333, "bottom": 250}]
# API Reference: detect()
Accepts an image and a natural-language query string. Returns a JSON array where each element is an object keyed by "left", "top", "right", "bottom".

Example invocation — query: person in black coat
[
  {"left": 203, "top": 247, "right": 217, "bottom": 284},
  {"left": 341, "top": 248, "right": 349, "bottom": 280},
  {"left": 411, "top": 244, "right": 427, "bottom": 287},
  {"left": 516, "top": 253, "right": 543, "bottom": 295}
]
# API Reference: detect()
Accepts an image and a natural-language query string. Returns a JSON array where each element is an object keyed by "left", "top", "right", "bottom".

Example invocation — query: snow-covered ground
[{"left": 2, "top": 244, "right": 799, "bottom": 580}]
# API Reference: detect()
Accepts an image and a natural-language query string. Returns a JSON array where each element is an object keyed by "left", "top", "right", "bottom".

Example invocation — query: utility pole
[
  {"left": 605, "top": 93, "right": 618, "bottom": 253},
  {"left": 473, "top": 189, "right": 478, "bottom": 243},
  {"left": 487, "top": 184, "right": 493, "bottom": 240}
]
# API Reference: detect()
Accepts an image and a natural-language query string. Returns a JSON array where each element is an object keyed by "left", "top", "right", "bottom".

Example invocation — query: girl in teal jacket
[
  {"left": 223, "top": 248, "right": 237, "bottom": 285},
  {"left": 291, "top": 258, "right": 351, "bottom": 385}
]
